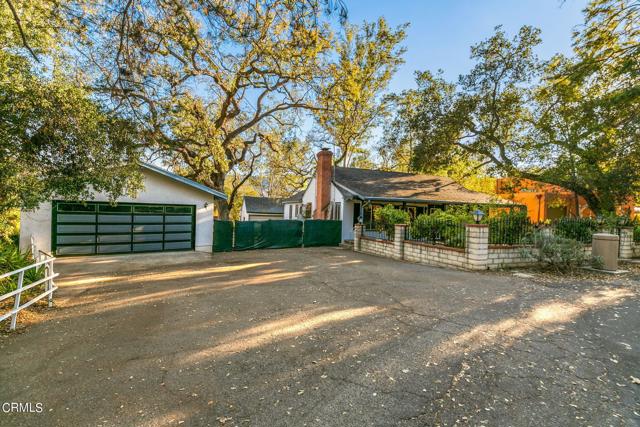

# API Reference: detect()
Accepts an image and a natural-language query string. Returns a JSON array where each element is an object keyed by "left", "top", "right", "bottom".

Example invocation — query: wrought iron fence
[
  {"left": 487, "top": 216, "right": 535, "bottom": 245},
  {"left": 405, "top": 219, "right": 466, "bottom": 248},
  {"left": 550, "top": 217, "right": 599, "bottom": 244}
]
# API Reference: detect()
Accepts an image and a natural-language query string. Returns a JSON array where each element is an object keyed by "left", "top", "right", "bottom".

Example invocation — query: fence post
[
  {"left": 47, "top": 259, "right": 55, "bottom": 307},
  {"left": 465, "top": 224, "right": 489, "bottom": 270},
  {"left": 619, "top": 226, "right": 634, "bottom": 259},
  {"left": 10, "top": 271, "right": 24, "bottom": 330},
  {"left": 393, "top": 224, "right": 407, "bottom": 260},
  {"left": 353, "top": 223, "right": 363, "bottom": 252}
]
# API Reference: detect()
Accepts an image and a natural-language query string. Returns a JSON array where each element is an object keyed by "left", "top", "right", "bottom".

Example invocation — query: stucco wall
[{"left": 20, "top": 168, "right": 215, "bottom": 254}]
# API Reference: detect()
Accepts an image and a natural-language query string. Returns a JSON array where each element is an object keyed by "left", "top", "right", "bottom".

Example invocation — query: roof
[
  {"left": 333, "top": 167, "right": 503, "bottom": 204},
  {"left": 140, "top": 163, "right": 227, "bottom": 200},
  {"left": 243, "top": 196, "right": 285, "bottom": 214},
  {"left": 282, "top": 191, "right": 305, "bottom": 204}
]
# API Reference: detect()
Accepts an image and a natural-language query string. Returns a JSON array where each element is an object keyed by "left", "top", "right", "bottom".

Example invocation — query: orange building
[{"left": 495, "top": 178, "right": 638, "bottom": 223}]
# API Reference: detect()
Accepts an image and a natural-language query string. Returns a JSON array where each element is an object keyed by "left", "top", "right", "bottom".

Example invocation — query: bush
[
  {"left": 410, "top": 210, "right": 466, "bottom": 248},
  {"left": 0, "top": 240, "right": 43, "bottom": 296},
  {"left": 552, "top": 217, "right": 599, "bottom": 243},
  {"left": 373, "top": 204, "right": 410, "bottom": 239},
  {"left": 484, "top": 210, "right": 532, "bottom": 245},
  {"left": 521, "top": 232, "right": 593, "bottom": 272}
]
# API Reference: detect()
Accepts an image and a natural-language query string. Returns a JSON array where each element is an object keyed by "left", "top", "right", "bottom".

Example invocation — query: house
[
  {"left": 284, "top": 148, "right": 503, "bottom": 241},
  {"left": 20, "top": 163, "right": 227, "bottom": 256},
  {"left": 496, "top": 178, "right": 638, "bottom": 222},
  {"left": 282, "top": 191, "right": 305, "bottom": 220},
  {"left": 240, "top": 196, "right": 284, "bottom": 221}
]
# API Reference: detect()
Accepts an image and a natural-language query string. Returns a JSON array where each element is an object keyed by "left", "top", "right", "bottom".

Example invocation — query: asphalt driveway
[{"left": 1, "top": 248, "right": 639, "bottom": 426}]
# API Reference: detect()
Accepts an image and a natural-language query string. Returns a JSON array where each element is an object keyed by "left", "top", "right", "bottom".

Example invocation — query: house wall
[
  {"left": 240, "top": 202, "right": 249, "bottom": 221},
  {"left": 20, "top": 168, "right": 215, "bottom": 254},
  {"left": 248, "top": 214, "right": 284, "bottom": 221}
]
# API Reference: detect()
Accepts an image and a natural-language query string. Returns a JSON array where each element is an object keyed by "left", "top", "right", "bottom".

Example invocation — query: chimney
[{"left": 314, "top": 148, "right": 333, "bottom": 219}]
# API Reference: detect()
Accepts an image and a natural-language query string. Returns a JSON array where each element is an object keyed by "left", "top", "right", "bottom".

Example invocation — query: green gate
[
  {"left": 213, "top": 220, "right": 234, "bottom": 252},
  {"left": 214, "top": 219, "right": 341, "bottom": 251},
  {"left": 303, "top": 220, "right": 342, "bottom": 247}
]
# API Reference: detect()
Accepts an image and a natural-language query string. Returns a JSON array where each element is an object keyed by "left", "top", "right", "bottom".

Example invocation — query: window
[
  {"left": 288, "top": 205, "right": 293, "bottom": 219},
  {"left": 333, "top": 202, "right": 341, "bottom": 220}
]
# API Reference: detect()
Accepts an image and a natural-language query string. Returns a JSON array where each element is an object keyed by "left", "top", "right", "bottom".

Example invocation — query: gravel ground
[{"left": 1, "top": 248, "right": 639, "bottom": 427}]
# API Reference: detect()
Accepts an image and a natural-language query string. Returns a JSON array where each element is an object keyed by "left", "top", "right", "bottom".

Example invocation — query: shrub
[
  {"left": 521, "top": 232, "right": 592, "bottom": 272},
  {"left": 410, "top": 210, "right": 466, "bottom": 247},
  {"left": 552, "top": 217, "right": 599, "bottom": 243},
  {"left": 373, "top": 204, "right": 410, "bottom": 239},
  {"left": 0, "top": 240, "right": 43, "bottom": 296},
  {"left": 484, "top": 210, "right": 532, "bottom": 245}
]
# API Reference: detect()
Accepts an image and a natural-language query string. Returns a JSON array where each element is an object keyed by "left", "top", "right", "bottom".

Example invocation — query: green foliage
[
  {"left": 0, "top": 209, "right": 20, "bottom": 244},
  {"left": 634, "top": 225, "right": 640, "bottom": 243},
  {"left": 485, "top": 210, "right": 533, "bottom": 245},
  {"left": 0, "top": 240, "right": 44, "bottom": 296},
  {"left": 410, "top": 210, "right": 466, "bottom": 248},
  {"left": 373, "top": 204, "right": 410, "bottom": 238},
  {"left": 397, "top": 7, "right": 640, "bottom": 214},
  {"left": 552, "top": 217, "right": 599, "bottom": 243},
  {"left": 315, "top": 18, "right": 407, "bottom": 166},
  {"left": 0, "top": 3, "right": 143, "bottom": 214},
  {"left": 521, "top": 232, "right": 592, "bottom": 273}
]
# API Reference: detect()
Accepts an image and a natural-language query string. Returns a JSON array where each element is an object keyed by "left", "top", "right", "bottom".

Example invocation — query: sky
[{"left": 341, "top": 0, "right": 589, "bottom": 93}]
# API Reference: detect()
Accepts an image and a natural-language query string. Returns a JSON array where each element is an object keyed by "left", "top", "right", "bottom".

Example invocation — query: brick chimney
[{"left": 314, "top": 148, "right": 333, "bottom": 219}]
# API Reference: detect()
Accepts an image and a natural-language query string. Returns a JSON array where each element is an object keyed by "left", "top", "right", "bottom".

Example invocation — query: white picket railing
[{"left": 0, "top": 255, "right": 58, "bottom": 330}]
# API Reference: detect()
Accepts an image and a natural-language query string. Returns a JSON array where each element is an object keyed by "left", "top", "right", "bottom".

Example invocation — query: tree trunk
[{"left": 209, "top": 171, "right": 230, "bottom": 220}]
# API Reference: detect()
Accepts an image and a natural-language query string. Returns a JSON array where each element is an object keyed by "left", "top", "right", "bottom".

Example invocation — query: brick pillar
[
  {"left": 465, "top": 224, "right": 489, "bottom": 270},
  {"left": 393, "top": 224, "right": 407, "bottom": 260},
  {"left": 619, "top": 226, "right": 634, "bottom": 259},
  {"left": 353, "top": 223, "right": 363, "bottom": 252}
]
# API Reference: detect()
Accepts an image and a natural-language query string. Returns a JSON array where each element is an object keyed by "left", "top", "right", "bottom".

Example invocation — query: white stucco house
[
  {"left": 20, "top": 163, "right": 227, "bottom": 256},
  {"left": 239, "top": 196, "right": 284, "bottom": 221},
  {"left": 284, "top": 148, "right": 503, "bottom": 242}
]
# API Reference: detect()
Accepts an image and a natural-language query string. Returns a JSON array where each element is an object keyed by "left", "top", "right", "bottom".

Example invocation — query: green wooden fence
[{"left": 213, "top": 220, "right": 341, "bottom": 251}]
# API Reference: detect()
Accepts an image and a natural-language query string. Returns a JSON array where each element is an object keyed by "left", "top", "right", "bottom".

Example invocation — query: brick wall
[{"left": 353, "top": 223, "right": 598, "bottom": 271}]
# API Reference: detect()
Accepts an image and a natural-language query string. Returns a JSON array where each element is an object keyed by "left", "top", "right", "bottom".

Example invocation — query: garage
[
  {"left": 20, "top": 163, "right": 227, "bottom": 255},
  {"left": 53, "top": 201, "right": 196, "bottom": 256}
]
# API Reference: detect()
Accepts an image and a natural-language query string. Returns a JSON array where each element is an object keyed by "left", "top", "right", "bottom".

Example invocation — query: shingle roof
[
  {"left": 243, "top": 196, "right": 285, "bottom": 214},
  {"left": 140, "top": 163, "right": 227, "bottom": 200},
  {"left": 333, "top": 167, "right": 502, "bottom": 204},
  {"left": 282, "top": 191, "right": 305, "bottom": 203}
]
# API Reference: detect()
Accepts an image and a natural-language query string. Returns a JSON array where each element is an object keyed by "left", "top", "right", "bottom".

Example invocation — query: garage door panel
[
  {"left": 57, "top": 245, "right": 96, "bottom": 255},
  {"left": 164, "top": 232, "right": 191, "bottom": 241},
  {"left": 98, "top": 244, "right": 132, "bottom": 254},
  {"left": 54, "top": 202, "right": 195, "bottom": 256},
  {"left": 98, "top": 224, "right": 131, "bottom": 233},
  {"left": 164, "top": 241, "right": 191, "bottom": 250},
  {"left": 98, "top": 214, "right": 130, "bottom": 223},
  {"left": 133, "top": 224, "right": 163, "bottom": 233},
  {"left": 97, "top": 234, "right": 131, "bottom": 243},
  {"left": 165, "top": 215, "right": 192, "bottom": 223},
  {"left": 133, "top": 215, "right": 163, "bottom": 223},
  {"left": 133, "top": 234, "right": 163, "bottom": 242},
  {"left": 133, "top": 242, "right": 163, "bottom": 252},
  {"left": 58, "top": 214, "right": 95, "bottom": 223},
  {"left": 57, "top": 235, "right": 96, "bottom": 244},
  {"left": 164, "top": 223, "right": 191, "bottom": 232},
  {"left": 57, "top": 224, "right": 95, "bottom": 233}
]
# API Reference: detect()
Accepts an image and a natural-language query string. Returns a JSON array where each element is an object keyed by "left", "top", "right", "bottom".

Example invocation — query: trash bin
[{"left": 592, "top": 233, "right": 619, "bottom": 271}]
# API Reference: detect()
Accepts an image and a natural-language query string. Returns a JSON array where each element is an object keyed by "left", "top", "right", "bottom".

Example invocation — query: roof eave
[{"left": 140, "top": 162, "right": 227, "bottom": 200}]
